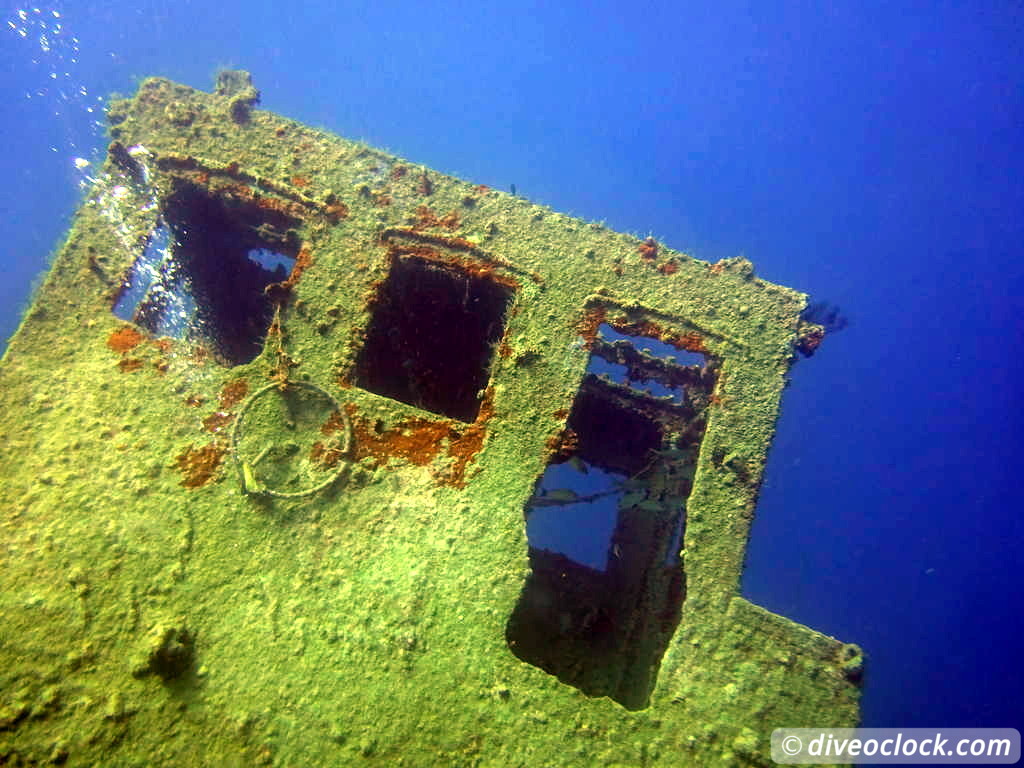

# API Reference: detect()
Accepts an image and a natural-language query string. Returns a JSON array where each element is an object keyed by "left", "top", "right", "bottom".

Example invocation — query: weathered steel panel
[{"left": 0, "top": 72, "right": 859, "bottom": 767}]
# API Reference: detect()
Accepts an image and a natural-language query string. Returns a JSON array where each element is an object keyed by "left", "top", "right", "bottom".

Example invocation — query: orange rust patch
[
  {"left": 575, "top": 305, "right": 607, "bottom": 347},
  {"left": 291, "top": 243, "right": 313, "bottom": 282},
  {"left": 638, "top": 237, "right": 658, "bottom": 260},
  {"left": 609, "top": 318, "right": 708, "bottom": 354},
  {"left": 575, "top": 306, "right": 707, "bottom": 353},
  {"left": 344, "top": 389, "right": 495, "bottom": 488},
  {"left": 390, "top": 165, "right": 407, "bottom": 180},
  {"left": 383, "top": 228, "right": 483, "bottom": 255},
  {"left": 211, "top": 180, "right": 310, "bottom": 222},
  {"left": 219, "top": 378, "right": 249, "bottom": 409},
  {"left": 385, "top": 242, "right": 520, "bottom": 291},
  {"left": 546, "top": 427, "right": 579, "bottom": 462},
  {"left": 118, "top": 358, "right": 143, "bottom": 373},
  {"left": 796, "top": 327, "right": 825, "bottom": 357},
  {"left": 348, "top": 406, "right": 451, "bottom": 468},
  {"left": 266, "top": 242, "right": 313, "bottom": 300},
  {"left": 156, "top": 156, "right": 350, "bottom": 228},
  {"left": 310, "top": 440, "right": 345, "bottom": 469},
  {"left": 474, "top": 184, "right": 490, "bottom": 194},
  {"left": 413, "top": 206, "right": 460, "bottom": 231},
  {"left": 185, "top": 395, "right": 205, "bottom": 407},
  {"left": 657, "top": 259, "right": 679, "bottom": 275},
  {"left": 203, "top": 411, "right": 233, "bottom": 434},
  {"left": 321, "top": 410, "right": 348, "bottom": 435},
  {"left": 175, "top": 442, "right": 226, "bottom": 488},
  {"left": 107, "top": 326, "right": 145, "bottom": 353}
]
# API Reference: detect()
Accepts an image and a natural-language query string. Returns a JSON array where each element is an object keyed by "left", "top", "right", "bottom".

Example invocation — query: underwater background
[{"left": 1, "top": 0, "right": 1021, "bottom": 757}]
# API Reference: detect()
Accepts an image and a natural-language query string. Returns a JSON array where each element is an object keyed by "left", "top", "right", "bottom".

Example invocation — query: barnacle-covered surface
[{"left": 0, "top": 73, "right": 857, "bottom": 767}]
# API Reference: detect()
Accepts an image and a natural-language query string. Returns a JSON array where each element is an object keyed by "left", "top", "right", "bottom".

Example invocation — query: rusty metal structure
[{"left": 0, "top": 72, "right": 861, "bottom": 766}]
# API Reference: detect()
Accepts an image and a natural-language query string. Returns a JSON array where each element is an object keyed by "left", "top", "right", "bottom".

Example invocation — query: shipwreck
[{"left": 0, "top": 72, "right": 861, "bottom": 766}]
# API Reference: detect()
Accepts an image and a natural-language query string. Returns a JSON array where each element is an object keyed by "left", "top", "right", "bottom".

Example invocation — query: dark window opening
[
  {"left": 508, "top": 323, "right": 717, "bottom": 710},
  {"left": 353, "top": 256, "right": 512, "bottom": 422},
  {"left": 112, "top": 182, "right": 301, "bottom": 366}
]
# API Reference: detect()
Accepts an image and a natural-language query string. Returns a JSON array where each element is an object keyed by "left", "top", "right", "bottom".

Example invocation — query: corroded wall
[{"left": 0, "top": 73, "right": 859, "bottom": 767}]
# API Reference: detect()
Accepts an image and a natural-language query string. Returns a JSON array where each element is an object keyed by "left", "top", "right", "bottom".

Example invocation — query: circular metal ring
[{"left": 230, "top": 380, "right": 353, "bottom": 499}]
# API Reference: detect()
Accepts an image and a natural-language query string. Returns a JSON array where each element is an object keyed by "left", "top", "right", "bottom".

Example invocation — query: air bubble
[{"left": 8, "top": 5, "right": 108, "bottom": 187}]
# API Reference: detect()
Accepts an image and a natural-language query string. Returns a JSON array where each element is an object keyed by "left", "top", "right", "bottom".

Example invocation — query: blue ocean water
[{"left": 1, "top": 0, "right": 1021, "bottom": 752}]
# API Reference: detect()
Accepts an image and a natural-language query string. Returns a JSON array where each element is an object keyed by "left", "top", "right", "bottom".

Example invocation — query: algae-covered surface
[{"left": 0, "top": 73, "right": 860, "bottom": 766}]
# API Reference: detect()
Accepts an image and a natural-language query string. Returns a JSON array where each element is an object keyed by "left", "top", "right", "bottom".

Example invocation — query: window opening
[
  {"left": 113, "top": 222, "right": 172, "bottom": 324},
  {"left": 112, "top": 182, "right": 301, "bottom": 366},
  {"left": 246, "top": 247, "right": 296, "bottom": 277},
  {"left": 525, "top": 462, "right": 621, "bottom": 570},
  {"left": 353, "top": 255, "right": 512, "bottom": 422},
  {"left": 508, "top": 322, "right": 718, "bottom": 710}
]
